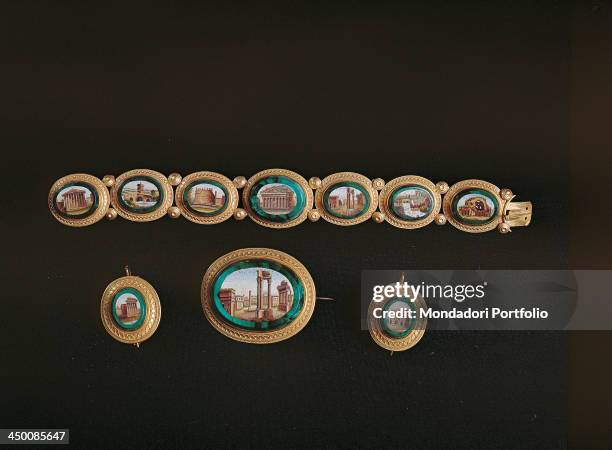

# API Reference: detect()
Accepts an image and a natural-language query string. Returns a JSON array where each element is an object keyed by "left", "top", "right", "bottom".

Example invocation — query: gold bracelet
[{"left": 49, "top": 168, "right": 532, "bottom": 233}]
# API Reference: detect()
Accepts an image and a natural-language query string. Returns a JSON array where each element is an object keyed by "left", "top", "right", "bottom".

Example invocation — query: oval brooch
[
  {"left": 100, "top": 266, "right": 162, "bottom": 346},
  {"left": 201, "top": 248, "right": 316, "bottom": 344},
  {"left": 48, "top": 173, "right": 110, "bottom": 227},
  {"left": 314, "top": 172, "right": 379, "bottom": 226},
  {"left": 110, "top": 169, "right": 174, "bottom": 222},
  {"left": 368, "top": 283, "right": 427, "bottom": 352},
  {"left": 241, "top": 169, "right": 313, "bottom": 228}
]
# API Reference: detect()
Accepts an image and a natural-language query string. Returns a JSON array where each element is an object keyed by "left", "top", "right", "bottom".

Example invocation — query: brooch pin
[
  {"left": 100, "top": 266, "right": 162, "bottom": 347},
  {"left": 201, "top": 248, "right": 317, "bottom": 344}
]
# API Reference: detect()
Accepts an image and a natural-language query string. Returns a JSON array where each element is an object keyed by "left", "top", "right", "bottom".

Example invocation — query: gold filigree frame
[
  {"left": 379, "top": 175, "right": 441, "bottom": 229},
  {"left": 100, "top": 275, "right": 162, "bottom": 345},
  {"left": 368, "top": 294, "right": 427, "bottom": 352},
  {"left": 314, "top": 172, "right": 379, "bottom": 226},
  {"left": 111, "top": 169, "right": 174, "bottom": 222},
  {"left": 48, "top": 173, "right": 110, "bottom": 227},
  {"left": 442, "top": 179, "right": 504, "bottom": 233},
  {"left": 175, "top": 171, "right": 238, "bottom": 224},
  {"left": 201, "top": 248, "right": 316, "bottom": 344},
  {"left": 241, "top": 169, "right": 313, "bottom": 229}
]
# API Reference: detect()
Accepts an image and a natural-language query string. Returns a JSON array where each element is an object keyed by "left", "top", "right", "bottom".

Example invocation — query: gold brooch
[
  {"left": 367, "top": 274, "right": 427, "bottom": 352},
  {"left": 201, "top": 248, "right": 317, "bottom": 344},
  {"left": 100, "top": 266, "right": 162, "bottom": 346}
]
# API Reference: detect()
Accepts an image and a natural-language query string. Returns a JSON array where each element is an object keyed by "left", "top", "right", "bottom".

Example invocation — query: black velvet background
[{"left": 1, "top": 2, "right": 584, "bottom": 449}]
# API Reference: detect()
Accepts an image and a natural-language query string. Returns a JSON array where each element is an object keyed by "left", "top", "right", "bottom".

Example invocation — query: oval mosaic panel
[
  {"left": 451, "top": 188, "right": 499, "bottom": 225},
  {"left": 54, "top": 183, "right": 98, "bottom": 219},
  {"left": 381, "top": 298, "right": 417, "bottom": 338},
  {"left": 389, "top": 185, "right": 434, "bottom": 221},
  {"left": 247, "top": 176, "right": 307, "bottom": 223},
  {"left": 322, "top": 182, "right": 370, "bottom": 220},
  {"left": 184, "top": 179, "right": 229, "bottom": 216},
  {"left": 212, "top": 260, "right": 304, "bottom": 331},
  {"left": 118, "top": 176, "right": 164, "bottom": 214},
  {"left": 111, "top": 287, "right": 147, "bottom": 330}
]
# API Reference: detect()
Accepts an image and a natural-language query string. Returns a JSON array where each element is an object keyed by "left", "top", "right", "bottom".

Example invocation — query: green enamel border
[
  {"left": 111, "top": 287, "right": 147, "bottom": 330},
  {"left": 389, "top": 185, "right": 434, "bottom": 221},
  {"left": 53, "top": 182, "right": 99, "bottom": 219},
  {"left": 183, "top": 179, "right": 229, "bottom": 217},
  {"left": 248, "top": 176, "right": 306, "bottom": 223},
  {"left": 451, "top": 188, "right": 499, "bottom": 226},
  {"left": 212, "top": 259, "right": 304, "bottom": 331},
  {"left": 323, "top": 182, "right": 370, "bottom": 219},
  {"left": 381, "top": 298, "right": 416, "bottom": 338},
  {"left": 118, "top": 176, "right": 164, "bottom": 214}
]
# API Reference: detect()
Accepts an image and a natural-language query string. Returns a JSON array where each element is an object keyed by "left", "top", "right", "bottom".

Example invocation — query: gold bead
[
  {"left": 498, "top": 223, "right": 512, "bottom": 234},
  {"left": 167, "top": 206, "right": 181, "bottom": 219},
  {"left": 500, "top": 188, "right": 514, "bottom": 201},
  {"left": 308, "top": 210, "right": 321, "bottom": 222},
  {"left": 434, "top": 213, "right": 447, "bottom": 225},
  {"left": 372, "top": 211, "right": 385, "bottom": 223},
  {"left": 234, "top": 208, "right": 247, "bottom": 220},
  {"left": 167, "top": 173, "right": 182, "bottom": 186},
  {"left": 436, "top": 181, "right": 449, "bottom": 194},
  {"left": 106, "top": 208, "right": 118, "bottom": 221},
  {"left": 102, "top": 175, "right": 115, "bottom": 188},
  {"left": 371, "top": 178, "right": 385, "bottom": 190},
  {"left": 308, "top": 177, "right": 322, "bottom": 190},
  {"left": 233, "top": 176, "right": 247, "bottom": 189}
]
